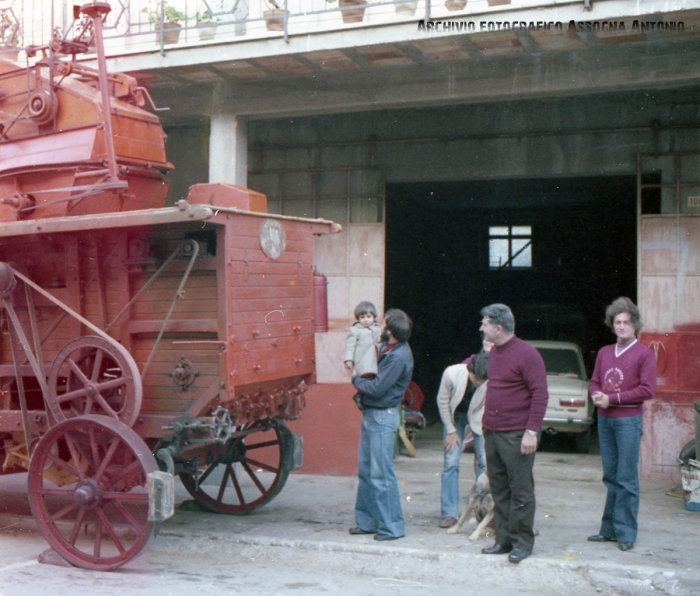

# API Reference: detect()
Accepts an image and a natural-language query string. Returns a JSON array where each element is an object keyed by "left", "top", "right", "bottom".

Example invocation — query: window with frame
[{"left": 489, "top": 226, "right": 532, "bottom": 269}]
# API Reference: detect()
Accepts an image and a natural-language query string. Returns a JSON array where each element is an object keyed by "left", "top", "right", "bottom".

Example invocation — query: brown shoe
[{"left": 438, "top": 516, "right": 458, "bottom": 528}]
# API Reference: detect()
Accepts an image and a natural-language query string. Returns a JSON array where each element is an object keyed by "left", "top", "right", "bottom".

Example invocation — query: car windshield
[{"left": 535, "top": 347, "right": 583, "bottom": 379}]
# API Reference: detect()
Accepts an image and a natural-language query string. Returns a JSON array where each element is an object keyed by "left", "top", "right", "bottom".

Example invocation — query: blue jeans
[
  {"left": 597, "top": 413, "right": 643, "bottom": 544},
  {"left": 440, "top": 410, "right": 469, "bottom": 519},
  {"left": 473, "top": 432, "right": 486, "bottom": 480},
  {"left": 355, "top": 407, "right": 405, "bottom": 538}
]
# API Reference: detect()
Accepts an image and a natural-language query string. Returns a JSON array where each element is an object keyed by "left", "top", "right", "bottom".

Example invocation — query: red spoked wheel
[
  {"left": 28, "top": 415, "right": 158, "bottom": 570},
  {"left": 179, "top": 422, "right": 290, "bottom": 514},
  {"left": 47, "top": 336, "right": 142, "bottom": 427}
]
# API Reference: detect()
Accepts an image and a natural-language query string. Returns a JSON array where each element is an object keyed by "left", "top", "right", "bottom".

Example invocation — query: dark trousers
[{"left": 484, "top": 429, "right": 536, "bottom": 551}]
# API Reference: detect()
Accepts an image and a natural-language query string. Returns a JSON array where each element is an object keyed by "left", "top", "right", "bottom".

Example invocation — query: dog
[{"left": 446, "top": 472, "right": 495, "bottom": 541}]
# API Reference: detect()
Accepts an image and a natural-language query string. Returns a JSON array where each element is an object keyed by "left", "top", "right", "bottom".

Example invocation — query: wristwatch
[{"left": 526, "top": 430, "right": 538, "bottom": 437}]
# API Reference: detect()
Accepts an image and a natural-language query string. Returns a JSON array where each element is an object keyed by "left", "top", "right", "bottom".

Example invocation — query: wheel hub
[
  {"left": 220, "top": 439, "right": 244, "bottom": 465},
  {"left": 74, "top": 479, "right": 102, "bottom": 509}
]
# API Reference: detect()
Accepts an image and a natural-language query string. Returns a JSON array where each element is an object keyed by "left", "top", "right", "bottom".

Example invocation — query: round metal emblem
[{"left": 259, "top": 219, "right": 286, "bottom": 260}]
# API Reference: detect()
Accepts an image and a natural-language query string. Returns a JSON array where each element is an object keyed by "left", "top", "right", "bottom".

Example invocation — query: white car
[{"left": 526, "top": 340, "right": 594, "bottom": 453}]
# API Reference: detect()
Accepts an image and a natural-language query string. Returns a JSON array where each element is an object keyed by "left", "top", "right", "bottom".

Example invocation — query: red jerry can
[{"left": 314, "top": 269, "right": 329, "bottom": 332}]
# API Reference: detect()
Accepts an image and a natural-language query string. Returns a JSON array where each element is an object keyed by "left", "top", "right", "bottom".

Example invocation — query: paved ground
[{"left": 0, "top": 424, "right": 698, "bottom": 595}]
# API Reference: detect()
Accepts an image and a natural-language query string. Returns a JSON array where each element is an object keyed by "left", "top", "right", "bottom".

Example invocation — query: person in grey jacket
[
  {"left": 344, "top": 301, "right": 382, "bottom": 377},
  {"left": 349, "top": 309, "right": 413, "bottom": 541}
]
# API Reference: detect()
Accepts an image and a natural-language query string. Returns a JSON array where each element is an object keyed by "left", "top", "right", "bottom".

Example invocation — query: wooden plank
[
  {"left": 229, "top": 274, "right": 312, "bottom": 287},
  {"left": 230, "top": 297, "right": 312, "bottom": 313},
  {"left": 231, "top": 285, "right": 311, "bottom": 299},
  {"left": 230, "top": 308, "right": 312, "bottom": 325},
  {"left": 130, "top": 301, "right": 219, "bottom": 318},
  {"left": 128, "top": 319, "right": 219, "bottom": 334}
]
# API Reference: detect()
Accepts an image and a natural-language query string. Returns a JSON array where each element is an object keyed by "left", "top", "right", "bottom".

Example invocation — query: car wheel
[
  {"left": 679, "top": 439, "right": 696, "bottom": 463},
  {"left": 574, "top": 428, "right": 591, "bottom": 454}
]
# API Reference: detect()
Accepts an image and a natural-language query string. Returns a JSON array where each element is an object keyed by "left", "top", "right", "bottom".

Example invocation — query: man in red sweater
[
  {"left": 479, "top": 304, "right": 548, "bottom": 563},
  {"left": 587, "top": 297, "right": 656, "bottom": 552}
]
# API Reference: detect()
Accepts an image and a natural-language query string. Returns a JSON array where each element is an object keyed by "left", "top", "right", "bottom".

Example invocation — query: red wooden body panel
[{"left": 0, "top": 209, "right": 334, "bottom": 464}]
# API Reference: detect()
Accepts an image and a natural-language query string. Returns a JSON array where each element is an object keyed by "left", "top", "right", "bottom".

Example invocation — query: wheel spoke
[
  {"left": 240, "top": 460, "right": 267, "bottom": 495},
  {"left": 108, "top": 458, "right": 142, "bottom": 487},
  {"left": 48, "top": 502, "right": 80, "bottom": 524},
  {"left": 68, "top": 507, "right": 87, "bottom": 546},
  {"left": 90, "top": 349, "right": 104, "bottom": 382},
  {"left": 64, "top": 434, "right": 86, "bottom": 481},
  {"left": 96, "top": 377, "right": 127, "bottom": 392},
  {"left": 89, "top": 426, "right": 100, "bottom": 467},
  {"left": 45, "top": 451, "right": 83, "bottom": 480},
  {"left": 95, "top": 506, "right": 125, "bottom": 554},
  {"left": 92, "top": 393, "right": 119, "bottom": 419},
  {"left": 111, "top": 498, "right": 147, "bottom": 534},
  {"left": 94, "top": 515, "right": 102, "bottom": 558},
  {"left": 57, "top": 386, "right": 89, "bottom": 404},
  {"left": 94, "top": 437, "right": 121, "bottom": 482},
  {"left": 244, "top": 439, "right": 280, "bottom": 451},
  {"left": 217, "top": 465, "right": 231, "bottom": 503},
  {"left": 66, "top": 357, "right": 90, "bottom": 386},
  {"left": 239, "top": 456, "right": 279, "bottom": 475},
  {"left": 197, "top": 462, "right": 217, "bottom": 485},
  {"left": 229, "top": 465, "right": 245, "bottom": 505}
]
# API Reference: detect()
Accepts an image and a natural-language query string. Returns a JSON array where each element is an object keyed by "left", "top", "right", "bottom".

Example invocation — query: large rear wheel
[
  {"left": 179, "top": 422, "right": 291, "bottom": 514},
  {"left": 27, "top": 415, "right": 157, "bottom": 570}
]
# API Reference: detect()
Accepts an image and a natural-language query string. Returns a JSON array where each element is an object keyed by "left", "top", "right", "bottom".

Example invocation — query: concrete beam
[{"left": 152, "top": 35, "right": 700, "bottom": 122}]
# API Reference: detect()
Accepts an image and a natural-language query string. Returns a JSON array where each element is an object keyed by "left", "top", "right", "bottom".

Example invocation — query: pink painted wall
[{"left": 287, "top": 383, "right": 361, "bottom": 476}]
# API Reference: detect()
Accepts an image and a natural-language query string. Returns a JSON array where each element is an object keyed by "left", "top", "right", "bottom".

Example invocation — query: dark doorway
[{"left": 385, "top": 176, "right": 637, "bottom": 421}]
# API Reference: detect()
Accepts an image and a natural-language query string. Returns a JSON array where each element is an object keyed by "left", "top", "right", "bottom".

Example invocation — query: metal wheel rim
[
  {"left": 179, "top": 423, "right": 289, "bottom": 514},
  {"left": 27, "top": 415, "right": 157, "bottom": 570}
]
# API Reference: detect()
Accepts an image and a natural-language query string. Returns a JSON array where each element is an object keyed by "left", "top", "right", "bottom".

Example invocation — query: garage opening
[{"left": 385, "top": 176, "right": 637, "bottom": 421}]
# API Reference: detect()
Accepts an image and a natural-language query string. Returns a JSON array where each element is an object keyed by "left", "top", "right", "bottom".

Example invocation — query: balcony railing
[{"left": 0, "top": 0, "right": 652, "bottom": 61}]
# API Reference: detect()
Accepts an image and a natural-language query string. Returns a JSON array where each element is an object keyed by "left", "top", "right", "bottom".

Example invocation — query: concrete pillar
[{"left": 209, "top": 109, "right": 247, "bottom": 186}]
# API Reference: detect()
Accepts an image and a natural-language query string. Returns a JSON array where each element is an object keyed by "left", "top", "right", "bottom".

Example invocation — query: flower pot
[
  {"left": 0, "top": 44, "right": 19, "bottom": 61},
  {"left": 263, "top": 9, "right": 287, "bottom": 32},
  {"left": 394, "top": 0, "right": 417, "bottom": 15},
  {"left": 154, "top": 21, "right": 182, "bottom": 45},
  {"left": 444, "top": 0, "right": 466, "bottom": 10},
  {"left": 198, "top": 23, "right": 218, "bottom": 40},
  {"left": 487, "top": 0, "right": 510, "bottom": 5},
  {"left": 339, "top": 0, "right": 366, "bottom": 24}
]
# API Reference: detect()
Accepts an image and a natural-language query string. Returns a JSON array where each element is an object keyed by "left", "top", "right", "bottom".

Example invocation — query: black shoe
[
  {"left": 618, "top": 542, "right": 634, "bottom": 551},
  {"left": 587, "top": 534, "right": 616, "bottom": 542},
  {"left": 482, "top": 543, "right": 512, "bottom": 555},
  {"left": 508, "top": 548, "right": 532, "bottom": 563},
  {"left": 374, "top": 534, "right": 403, "bottom": 541},
  {"left": 349, "top": 527, "right": 375, "bottom": 535}
]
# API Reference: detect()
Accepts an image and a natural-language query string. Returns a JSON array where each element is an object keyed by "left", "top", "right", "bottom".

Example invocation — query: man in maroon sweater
[
  {"left": 587, "top": 297, "right": 656, "bottom": 552},
  {"left": 479, "top": 304, "right": 548, "bottom": 563}
]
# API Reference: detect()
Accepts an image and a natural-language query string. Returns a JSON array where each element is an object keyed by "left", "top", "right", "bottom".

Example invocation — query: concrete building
[{"left": 13, "top": 0, "right": 700, "bottom": 481}]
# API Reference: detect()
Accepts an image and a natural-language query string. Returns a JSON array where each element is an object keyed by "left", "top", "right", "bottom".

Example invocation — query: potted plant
[
  {"left": 142, "top": 1, "right": 186, "bottom": 45},
  {"left": 0, "top": 11, "right": 21, "bottom": 61},
  {"left": 196, "top": 9, "right": 219, "bottom": 40},
  {"left": 393, "top": 0, "right": 417, "bottom": 15},
  {"left": 263, "top": 0, "right": 287, "bottom": 32},
  {"left": 327, "top": 0, "right": 367, "bottom": 24},
  {"left": 445, "top": 0, "right": 466, "bottom": 11}
]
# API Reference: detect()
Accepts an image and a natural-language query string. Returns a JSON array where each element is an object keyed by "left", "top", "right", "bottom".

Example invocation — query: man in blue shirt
[{"left": 349, "top": 308, "right": 413, "bottom": 541}]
